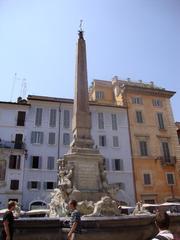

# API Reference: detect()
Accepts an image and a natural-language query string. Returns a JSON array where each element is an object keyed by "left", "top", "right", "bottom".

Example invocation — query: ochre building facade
[{"left": 89, "top": 77, "right": 180, "bottom": 203}]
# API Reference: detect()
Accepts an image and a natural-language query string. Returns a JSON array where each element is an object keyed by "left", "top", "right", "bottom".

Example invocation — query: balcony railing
[
  {"left": 158, "top": 156, "right": 176, "bottom": 166},
  {"left": 0, "top": 140, "right": 25, "bottom": 150}
]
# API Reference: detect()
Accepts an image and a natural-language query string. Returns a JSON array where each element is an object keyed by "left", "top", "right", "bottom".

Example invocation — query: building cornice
[
  {"left": 0, "top": 101, "right": 30, "bottom": 106},
  {"left": 27, "top": 95, "right": 73, "bottom": 104},
  {"left": 122, "top": 85, "right": 175, "bottom": 98},
  {"left": 89, "top": 101, "right": 127, "bottom": 109},
  {"left": 93, "top": 79, "right": 112, "bottom": 86},
  {"left": 27, "top": 95, "right": 126, "bottom": 109}
]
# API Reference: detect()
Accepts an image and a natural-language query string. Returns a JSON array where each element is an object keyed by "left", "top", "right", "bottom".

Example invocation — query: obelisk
[
  {"left": 71, "top": 30, "right": 94, "bottom": 150},
  {"left": 64, "top": 29, "right": 105, "bottom": 200}
]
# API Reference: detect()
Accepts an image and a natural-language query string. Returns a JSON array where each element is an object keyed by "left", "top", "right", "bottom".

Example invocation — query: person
[
  {"left": 0, "top": 201, "right": 16, "bottom": 240},
  {"left": 152, "top": 211, "right": 174, "bottom": 240},
  {"left": 67, "top": 199, "right": 81, "bottom": 240}
]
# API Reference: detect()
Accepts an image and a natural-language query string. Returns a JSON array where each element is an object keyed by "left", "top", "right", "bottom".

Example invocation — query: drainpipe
[
  {"left": 170, "top": 185, "right": 175, "bottom": 200},
  {"left": 125, "top": 92, "right": 138, "bottom": 204},
  {"left": 57, "top": 104, "right": 61, "bottom": 159}
]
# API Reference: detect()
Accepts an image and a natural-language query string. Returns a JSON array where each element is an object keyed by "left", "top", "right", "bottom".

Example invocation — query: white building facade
[
  {"left": 0, "top": 100, "right": 29, "bottom": 209},
  {"left": 0, "top": 95, "right": 135, "bottom": 210},
  {"left": 22, "top": 96, "right": 73, "bottom": 210},
  {"left": 90, "top": 103, "right": 135, "bottom": 205}
]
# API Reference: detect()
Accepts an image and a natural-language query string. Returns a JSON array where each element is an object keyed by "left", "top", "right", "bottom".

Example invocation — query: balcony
[
  {"left": 0, "top": 140, "right": 25, "bottom": 150},
  {"left": 157, "top": 156, "right": 176, "bottom": 166}
]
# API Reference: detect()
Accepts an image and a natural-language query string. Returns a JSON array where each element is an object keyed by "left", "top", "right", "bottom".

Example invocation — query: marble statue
[
  {"left": 85, "top": 196, "right": 121, "bottom": 217},
  {"left": 132, "top": 201, "right": 151, "bottom": 215},
  {"left": 58, "top": 160, "right": 74, "bottom": 200}
]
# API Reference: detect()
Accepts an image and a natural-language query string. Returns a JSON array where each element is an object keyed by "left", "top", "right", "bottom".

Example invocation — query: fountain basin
[{"left": 1, "top": 214, "right": 180, "bottom": 240}]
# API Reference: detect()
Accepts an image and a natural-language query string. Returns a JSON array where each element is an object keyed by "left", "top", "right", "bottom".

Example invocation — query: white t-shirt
[{"left": 152, "top": 230, "right": 174, "bottom": 240}]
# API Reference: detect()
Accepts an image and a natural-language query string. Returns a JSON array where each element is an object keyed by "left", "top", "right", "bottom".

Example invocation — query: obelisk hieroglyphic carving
[{"left": 71, "top": 30, "right": 94, "bottom": 150}]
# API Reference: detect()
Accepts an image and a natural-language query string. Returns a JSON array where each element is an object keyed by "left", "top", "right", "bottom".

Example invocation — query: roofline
[
  {"left": 27, "top": 95, "right": 126, "bottom": 109},
  {"left": 122, "top": 85, "right": 176, "bottom": 98},
  {"left": 0, "top": 101, "right": 30, "bottom": 106},
  {"left": 27, "top": 95, "right": 73, "bottom": 104},
  {"left": 93, "top": 79, "right": 112, "bottom": 86},
  {"left": 92, "top": 79, "right": 175, "bottom": 97}
]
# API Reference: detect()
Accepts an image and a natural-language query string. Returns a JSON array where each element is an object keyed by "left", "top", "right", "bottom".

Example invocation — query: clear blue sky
[{"left": 0, "top": 0, "right": 180, "bottom": 120}]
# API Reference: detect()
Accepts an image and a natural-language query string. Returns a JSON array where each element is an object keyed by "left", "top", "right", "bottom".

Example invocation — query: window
[
  {"left": 63, "top": 110, "right": 70, "bottom": 129},
  {"left": 31, "top": 156, "right": 41, "bottom": 169},
  {"left": 99, "top": 135, "right": 106, "bottom": 147},
  {"left": 63, "top": 133, "right": 70, "bottom": 145},
  {"left": 0, "top": 160, "right": 6, "bottom": 181},
  {"left": 139, "top": 141, "right": 148, "bottom": 156},
  {"left": 98, "top": 113, "right": 104, "bottom": 129},
  {"left": 10, "top": 180, "right": 19, "bottom": 190},
  {"left": 35, "top": 108, "right": 43, "bottom": 126},
  {"left": 95, "top": 91, "right": 104, "bottom": 100},
  {"left": 31, "top": 181, "right": 38, "bottom": 189},
  {"left": 103, "top": 158, "right": 109, "bottom": 171},
  {"left": 8, "top": 198, "right": 18, "bottom": 203},
  {"left": 166, "top": 173, "right": 175, "bottom": 185},
  {"left": 162, "top": 142, "right": 171, "bottom": 163},
  {"left": 152, "top": 99, "right": 162, "bottom": 107},
  {"left": 143, "top": 174, "right": 151, "bottom": 185},
  {"left": 9, "top": 155, "right": 21, "bottom": 169},
  {"left": 117, "top": 182, "right": 125, "bottom": 190},
  {"left": 132, "top": 97, "right": 143, "bottom": 104},
  {"left": 27, "top": 181, "right": 41, "bottom": 190},
  {"left": 157, "top": 112, "right": 165, "bottom": 129},
  {"left": 49, "top": 109, "right": 56, "bottom": 127},
  {"left": 112, "top": 114, "right": 118, "bottom": 130},
  {"left": 44, "top": 182, "right": 56, "bottom": 190},
  {"left": 14, "top": 134, "right": 23, "bottom": 149},
  {"left": 113, "top": 136, "right": 119, "bottom": 147},
  {"left": 112, "top": 159, "right": 123, "bottom": 171},
  {"left": 31, "top": 131, "right": 43, "bottom": 144},
  {"left": 136, "top": 111, "right": 143, "bottom": 123},
  {"left": 177, "top": 130, "right": 180, "bottom": 144},
  {"left": 144, "top": 199, "right": 155, "bottom": 204},
  {"left": 47, "top": 157, "right": 55, "bottom": 170},
  {"left": 48, "top": 132, "right": 55, "bottom": 145},
  {"left": 17, "top": 111, "right": 26, "bottom": 126}
]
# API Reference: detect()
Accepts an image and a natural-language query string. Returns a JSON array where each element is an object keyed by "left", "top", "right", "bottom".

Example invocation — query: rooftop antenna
[
  {"left": 10, "top": 73, "right": 18, "bottom": 102},
  {"left": 20, "top": 78, "right": 27, "bottom": 99}
]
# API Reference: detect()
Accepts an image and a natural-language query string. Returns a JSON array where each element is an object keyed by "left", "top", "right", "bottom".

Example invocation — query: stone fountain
[{"left": 49, "top": 29, "right": 120, "bottom": 217}]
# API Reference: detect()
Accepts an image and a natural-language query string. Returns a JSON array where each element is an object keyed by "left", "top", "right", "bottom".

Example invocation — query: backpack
[{"left": 155, "top": 236, "right": 169, "bottom": 240}]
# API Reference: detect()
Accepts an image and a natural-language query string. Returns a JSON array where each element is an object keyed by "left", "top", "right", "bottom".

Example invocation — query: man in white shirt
[{"left": 152, "top": 211, "right": 174, "bottom": 240}]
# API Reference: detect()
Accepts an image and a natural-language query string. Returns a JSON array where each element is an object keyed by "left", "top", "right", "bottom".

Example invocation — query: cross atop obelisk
[
  {"left": 71, "top": 22, "right": 94, "bottom": 150},
  {"left": 79, "top": 19, "right": 83, "bottom": 32}
]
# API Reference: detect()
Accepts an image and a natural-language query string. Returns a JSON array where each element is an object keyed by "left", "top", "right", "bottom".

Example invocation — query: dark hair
[
  {"left": 155, "top": 211, "right": 170, "bottom": 230},
  {"left": 8, "top": 201, "right": 16, "bottom": 210},
  {"left": 69, "top": 199, "right": 77, "bottom": 207}
]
